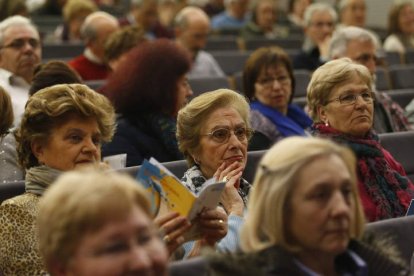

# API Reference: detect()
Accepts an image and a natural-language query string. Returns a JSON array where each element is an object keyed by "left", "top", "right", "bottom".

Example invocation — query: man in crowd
[
  {"left": 175, "top": 6, "right": 225, "bottom": 78},
  {"left": 0, "top": 15, "right": 41, "bottom": 126},
  {"left": 119, "top": 0, "right": 173, "bottom": 39},
  {"left": 329, "top": 26, "right": 411, "bottom": 133},
  {"left": 69, "top": 11, "right": 119, "bottom": 81},
  {"left": 293, "top": 2, "right": 337, "bottom": 71},
  {"left": 337, "top": 0, "right": 366, "bottom": 28},
  {"left": 211, "top": 0, "right": 249, "bottom": 30}
]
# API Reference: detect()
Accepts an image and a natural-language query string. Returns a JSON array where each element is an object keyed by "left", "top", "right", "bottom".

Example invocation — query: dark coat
[
  {"left": 102, "top": 116, "right": 183, "bottom": 167},
  {"left": 168, "top": 235, "right": 409, "bottom": 275},
  {"left": 206, "top": 238, "right": 409, "bottom": 276}
]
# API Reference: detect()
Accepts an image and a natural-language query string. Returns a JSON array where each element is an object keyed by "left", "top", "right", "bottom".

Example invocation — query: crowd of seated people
[{"left": 1, "top": 1, "right": 414, "bottom": 275}]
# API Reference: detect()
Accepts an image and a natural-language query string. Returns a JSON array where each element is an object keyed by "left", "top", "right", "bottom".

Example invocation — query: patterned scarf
[
  {"left": 181, "top": 165, "right": 251, "bottom": 206},
  {"left": 25, "top": 165, "right": 62, "bottom": 196},
  {"left": 312, "top": 123, "right": 414, "bottom": 219}
]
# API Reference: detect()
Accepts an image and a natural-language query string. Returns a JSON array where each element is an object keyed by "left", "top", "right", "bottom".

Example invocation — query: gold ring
[
  {"left": 222, "top": 176, "right": 229, "bottom": 182},
  {"left": 218, "top": 219, "right": 224, "bottom": 224},
  {"left": 163, "top": 234, "right": 171, "bottom": 243}
]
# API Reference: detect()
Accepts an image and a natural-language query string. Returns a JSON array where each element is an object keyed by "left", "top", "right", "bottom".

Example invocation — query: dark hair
[
  {"left": 29, "top": 60, "right": 82, "bottom": 96},
  {"left": 104, "top": 39, "right": 191, "bottom": 116},
  {"left": 243, "top": 46, "right": 295, "bottom": 102}
]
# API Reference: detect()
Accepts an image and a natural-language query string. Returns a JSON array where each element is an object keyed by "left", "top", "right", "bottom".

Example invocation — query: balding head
[
  {"left": 81, "top": 11, "right": 119, "bottom": 60},
  {"left": 174, "top": 7, "right": 210, "bottom": 58}
]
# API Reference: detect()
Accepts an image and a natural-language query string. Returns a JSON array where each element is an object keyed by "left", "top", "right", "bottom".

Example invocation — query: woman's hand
[
  {"left": 197, "top": 208, "right": 228, "bottom": 246},
  {"left": 214, "top": 162, "right": 244, "bottom": 216},
  {"left": 154, "top": 212, "right": 191, "bottom": 256}
]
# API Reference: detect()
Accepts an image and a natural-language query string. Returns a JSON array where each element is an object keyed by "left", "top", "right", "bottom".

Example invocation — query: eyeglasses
[
  {"left": 0, "top": 38, "right": 40, "bottom": 50},
  {"left": 257, "top": 75, "right": 290, "bottom": 88},
  {"left": 202, "top": 127, "right": 253, "bottom": 144},
  {"left": 325, "top": 92, "right": 374, "bottom": 106},
  {"left": 354, "top": 53, "right": 378, "bottom": 65},
  {"left": 310, "top": 21, "right": 334, "bottom": 28}
]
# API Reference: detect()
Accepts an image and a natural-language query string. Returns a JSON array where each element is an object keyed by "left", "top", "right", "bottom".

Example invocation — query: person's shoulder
[
  {"left": 351, "top": 236, "right": 409, "bottom": 275},
  {"left": 1, "top": 193, "right": 39, "bottom": 209}
]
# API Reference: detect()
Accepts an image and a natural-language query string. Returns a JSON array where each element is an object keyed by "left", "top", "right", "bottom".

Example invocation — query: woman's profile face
[
  {"left": 288, "top": 154, "right": 354, "bottom": 259},
  {"left": 196, "top": 107, "right": 248, "bottom": 179},
  {"left": 398, "top": 4, "right": 414, "bottom": 35},
  {"left": 254, "top": 63, "right": 292, "bottom": 114},
  {"left": 318, "top": 75, "right": 374, "bottom": 137},
  {"left": 31, "top": 114, "right": 102, "bottom": 171},
  {"left": 66, "top": 205, "right": 169, "bottom": 276}
]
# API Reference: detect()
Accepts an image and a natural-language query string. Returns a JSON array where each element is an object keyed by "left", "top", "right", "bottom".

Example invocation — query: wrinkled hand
[
  {"left": 154, "top": 212, "right": 191, "bottom": 256},
  {"left": 214, "top": 162, "right": 244, "bottom": 216},
  {"left": 197, "top": 208, "right": 228, "bottom": 246}
]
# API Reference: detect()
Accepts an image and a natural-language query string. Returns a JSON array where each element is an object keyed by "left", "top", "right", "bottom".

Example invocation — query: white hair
[
  {"left": 329, "top": 26, "right": 379, "bottom": 58},
  {"left": 303, "top": 3, "right": 337, "bottom": 27},
  {"left": 0, "top": 15, "right": 38, "bottom": 46}
]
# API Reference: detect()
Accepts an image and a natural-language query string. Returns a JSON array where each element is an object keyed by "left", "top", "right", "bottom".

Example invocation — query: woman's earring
[
  {"left": 324, "top": 120, "right": 329, "bottom": 127},
  {"left": 194, "top": 157, "right": 200, "bottom": 165}
]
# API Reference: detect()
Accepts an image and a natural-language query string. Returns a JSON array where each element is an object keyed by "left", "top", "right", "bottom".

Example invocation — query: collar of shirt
[
  {"left": 0, "top": 68, "right": 30, "bottom": 88},
  {"left": 84, "top": 48, "right": 104, "bottom": 65}
]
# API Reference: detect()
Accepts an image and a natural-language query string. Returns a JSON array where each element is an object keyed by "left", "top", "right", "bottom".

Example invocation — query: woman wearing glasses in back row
[
  {"left": 243, "top": 46, "right": 313, "bottom": 150},
  {"left": 308, "top": 58, "right": 414, "bottom": 222},
  {"left": 177, "top": 89, "right": 253, "bottom": 254}
]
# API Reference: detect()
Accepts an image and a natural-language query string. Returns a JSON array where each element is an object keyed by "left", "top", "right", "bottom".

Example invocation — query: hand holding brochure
[{"left": 137, "top": 158, "right": 225, "bottom": 221}]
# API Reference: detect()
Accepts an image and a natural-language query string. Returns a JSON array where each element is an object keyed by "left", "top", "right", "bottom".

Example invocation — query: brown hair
[
  {"left": 0, "top": 87, "right": 13, "bottom": 136},
  {"left": 243, "top": 46, "right": 295, "bottom": 102},
  {"left": 29, "top": 60, "right": 82, "bottom": 96},
  {"left": 16, "top": 84, "right": 115, "bottom": 169}
]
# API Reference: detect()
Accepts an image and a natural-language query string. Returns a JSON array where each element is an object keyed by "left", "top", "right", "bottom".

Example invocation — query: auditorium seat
[
  {"left": 211, "top": 51, "right": 251, "bottom": 76},
  {"left": 384, "top": 51, "right": 403, "bottom": 66},
  {"left": 188, "top": 76, "right": 231, "bottom": 97},
  {"left": 293, "top": 69, "right": 311, "bottom": 97},
  {"left": 0, "top": 181, "right": 25, "bottom": 203},
  {"left": 375, "top": 67, "right": 391, "bottom": 91},
  {"left": 244, "top": 36, "right": 303, "bottom": 51},
  {"left": 388, "top": 65, "right": 414, "bottom": 89},
  {"left": 42, "top": 43, "right": 84, "bottom": 60},
  {"left": 379, "top": 131, "right": 414, "bottom": 183},
  {"left": 384, "top": 88, "right": 414, "bottom": 108},
  {"left": 205, "top": 36, "right": 240, "bottom": 51}
]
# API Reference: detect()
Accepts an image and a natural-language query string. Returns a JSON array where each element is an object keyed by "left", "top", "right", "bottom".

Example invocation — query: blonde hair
[
  {"left": 240, "top": 136, "right": 365, "bottom": 253},
  {"left": 176, "top": 89, "right": 250, "bottom": 167},
  {"left": 63, "top": 0, "right": 97, "bottom": 22},
  {"left": 37, "top": 170, "right": 151, "bottom": 271},
  {"left": 16, "top": 84, "right": 115, "bottom": 169},
  {"left": 306, "top": 57, "right": 373, "bottom": 121}
]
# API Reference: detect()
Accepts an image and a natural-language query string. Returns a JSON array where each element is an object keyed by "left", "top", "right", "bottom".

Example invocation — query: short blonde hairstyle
[
  {"left": 177, "top": 89, "right": 250, "bottom": 167},
  {"left": 63, "top": 0, "right": 97, "bottom": 22},
  {"left": 241, "top": 136, "right": 365, "bottom": 253},
  {"left": 37, "top": 170, "right": 152, "bottom": 271},
  {"left": 16, "top": 84, "right": 116, "bottom": 169},
  {"left": 0, "top": 87, "right": 13, "bottom": 136},
  {"left": 307, "top": 57, "right": 373, "bottom": 121}
]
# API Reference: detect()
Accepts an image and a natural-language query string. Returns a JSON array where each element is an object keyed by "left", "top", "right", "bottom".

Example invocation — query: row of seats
[
  {"left": 2, "top": 131, "right": 414, "bottom": 203},
  {"left": 39, "top": 36, "right": 305, "bottom": 60}
]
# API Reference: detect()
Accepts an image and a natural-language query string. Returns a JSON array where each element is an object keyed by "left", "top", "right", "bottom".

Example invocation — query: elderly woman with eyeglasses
[
  {"left": 308, "top": 58, "right": 414, "bottom": 222},
  {"left": 177, "top": 89, "right": 252, "bottom": 253},
  {"left": 243, "top": 46, "right": 313, "bottom": 150}
]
